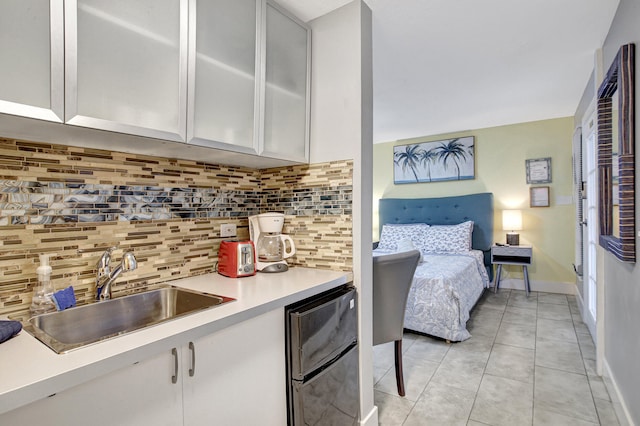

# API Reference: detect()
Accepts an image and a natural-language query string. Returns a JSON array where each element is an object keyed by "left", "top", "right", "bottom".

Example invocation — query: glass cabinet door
[
  {"left": 187, "top": 0, "right": 260, "bottom": 154},
  {"left": 0, "top": 0, "right": 64, "bottom": 122},
  {"left": 65, "top": 0, "right": 188, "bottom": 141},
  {"left": 262, "top": 2, "right": 310, "bottom": 162}
]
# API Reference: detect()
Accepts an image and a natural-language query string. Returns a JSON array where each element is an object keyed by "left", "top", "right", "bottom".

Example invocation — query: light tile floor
[{"left": 373, "top": 289, "right": 621, "bottom": 426}]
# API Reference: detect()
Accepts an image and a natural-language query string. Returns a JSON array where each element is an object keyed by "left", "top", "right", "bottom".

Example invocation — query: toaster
[{"left": 218, "top": 240, "right": 256, "bottom": 278}]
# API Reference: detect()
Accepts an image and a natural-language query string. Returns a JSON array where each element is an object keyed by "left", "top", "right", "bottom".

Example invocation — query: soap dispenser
[{"left": 30, "top": 253, "right": 57, "bottom": 315}]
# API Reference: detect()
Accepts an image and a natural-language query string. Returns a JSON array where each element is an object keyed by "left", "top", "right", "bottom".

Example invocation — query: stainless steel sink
[{"left": 25, "top": 286, "right": 235, "bottom": 354}]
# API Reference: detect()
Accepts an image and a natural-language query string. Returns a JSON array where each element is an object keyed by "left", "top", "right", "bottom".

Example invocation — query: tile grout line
[
  {"left": 402, "top": 336, "right": 454, "bottom": 425},
  {"left": 383, "top": 291, "right": 616, "bottom": 426},
  {"left": 465, "top": 288, "right": 508, "bottom": 426},
  {"left": 572, "top": 304, "right": 604, "bottom": 426}
]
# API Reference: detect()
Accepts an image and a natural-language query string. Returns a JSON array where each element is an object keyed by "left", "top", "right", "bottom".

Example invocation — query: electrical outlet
[{"left": 220, "top": 223, "right": 236, "bottom": 238}]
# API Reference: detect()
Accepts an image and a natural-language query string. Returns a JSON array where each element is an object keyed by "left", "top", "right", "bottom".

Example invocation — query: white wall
[
  {"left": 589, "top": 0, "right": 640, "bottom": 423},
  {"left": 309, "top": 2, "right": 376, "bottom": 425}
]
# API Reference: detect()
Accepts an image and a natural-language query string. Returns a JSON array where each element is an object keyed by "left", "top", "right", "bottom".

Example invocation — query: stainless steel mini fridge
[{"left": 285, "top": 284, "right": 359, "bottom": 425}]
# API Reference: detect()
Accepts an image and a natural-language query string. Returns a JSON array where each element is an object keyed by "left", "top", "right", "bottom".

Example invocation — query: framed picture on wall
[
  {"left": 526, "top": 157, "right": 552, "bottom": 184},
  {"left": 530, "top": 186, "right": 550, "bottom": 207},
  {"left": 393, "top": 136, "right": 475, "bottom": 184}
]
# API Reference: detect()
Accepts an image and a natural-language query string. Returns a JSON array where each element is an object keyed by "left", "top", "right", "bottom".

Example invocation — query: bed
[{"left": 373, "top": 193, "right": 494, "bottom": 342}]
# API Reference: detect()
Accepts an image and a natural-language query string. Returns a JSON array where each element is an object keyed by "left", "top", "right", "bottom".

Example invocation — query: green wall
[{"left": 373, "top": 117, "right": 575, "bottom": 284}]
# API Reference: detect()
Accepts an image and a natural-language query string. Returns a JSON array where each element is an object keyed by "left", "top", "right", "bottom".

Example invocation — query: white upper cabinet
[
  {"left": 0, "top": 0, "right": 64, "bottom": 122},
  {"left": 188, "top": 0, "right": 310, "bottom": 162},
  {"left": 261, "top": 2, "right": 310, "bottom": 162},
  {"left": 187, "top": 0, "right": 260, "bottom": 155},
  {"left": 65, "top": 0, "right": 189, "bottom": 142},
  {"left": 0, "top": 0, "right": 309, "bottom": 164}
]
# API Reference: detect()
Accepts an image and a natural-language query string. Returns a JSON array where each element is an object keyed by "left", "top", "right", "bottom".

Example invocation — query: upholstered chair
[{"left": 372, "top": 249, "right": 420, "bottom": 397}]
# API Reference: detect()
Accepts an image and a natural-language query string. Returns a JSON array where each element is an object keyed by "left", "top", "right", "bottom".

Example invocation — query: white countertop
[{"left": 0, "top": 267, "right": 352, "bottom": 415}]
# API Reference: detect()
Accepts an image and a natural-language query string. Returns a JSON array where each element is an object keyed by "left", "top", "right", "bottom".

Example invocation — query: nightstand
[{"left": 491, "top": 245, "right": 532, "bottom": 295}]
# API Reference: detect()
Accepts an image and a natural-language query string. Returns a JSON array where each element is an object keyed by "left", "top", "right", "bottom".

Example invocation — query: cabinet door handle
[
  {"left": 188, "top": 341, "right": 196, "bottom": 377},
  {"left": 171, "top": 348, "right": 179, "bottom": 384}
]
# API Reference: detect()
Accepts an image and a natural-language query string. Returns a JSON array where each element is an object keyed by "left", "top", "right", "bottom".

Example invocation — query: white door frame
[{"left": 581, "top": 99, "right": 603, "bottom": 372}]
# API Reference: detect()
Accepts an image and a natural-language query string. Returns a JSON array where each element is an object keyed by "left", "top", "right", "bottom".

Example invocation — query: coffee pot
[{"left": 248, "top": 213, "right": 296, "bottom": 272}]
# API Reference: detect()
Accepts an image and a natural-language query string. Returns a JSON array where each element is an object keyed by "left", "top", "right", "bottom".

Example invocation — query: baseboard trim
[
  {"left": 603, "top": 359, "right": 635, "bottom": 426},
  {"left": 494, "top": 278, "right": 576, "bottom": 295},
  {"left": 360, "top": 406, "right": 378, "bottom": 426}
]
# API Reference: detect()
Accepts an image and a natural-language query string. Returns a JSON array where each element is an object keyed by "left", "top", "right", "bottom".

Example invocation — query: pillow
[
  {"left": 377, "top": 223, "right": 430, "bottom": 251},
  {"left": 421, "top": 221, "right": 474, "bottom": 254}
]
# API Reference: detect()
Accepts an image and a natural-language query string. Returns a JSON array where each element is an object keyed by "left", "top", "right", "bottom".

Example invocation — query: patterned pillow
[
  {"left": 377, "top": 223, "right": 430, "bottom": 251},
  {"left": 421, "top": 221, "right": 474, "bottom": 254}
]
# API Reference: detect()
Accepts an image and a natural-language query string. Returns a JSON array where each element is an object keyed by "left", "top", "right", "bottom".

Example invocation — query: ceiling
[{"left": 274, "top": 0, "right": 620, "bottom": 143}]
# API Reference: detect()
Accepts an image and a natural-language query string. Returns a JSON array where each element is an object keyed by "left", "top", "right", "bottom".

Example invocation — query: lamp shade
[{"left": 502, "top": 210, "right": 522, "bottom": 231}]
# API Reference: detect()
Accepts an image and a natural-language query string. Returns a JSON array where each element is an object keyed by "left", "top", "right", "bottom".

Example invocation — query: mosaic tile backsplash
[{"left": 0, "top": 138, "right": 353, "bottom": 317}]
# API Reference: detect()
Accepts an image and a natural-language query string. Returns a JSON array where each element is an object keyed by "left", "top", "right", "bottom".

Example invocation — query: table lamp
[{"left": 502, "top": 209, "right": 522, "bottom": 245}]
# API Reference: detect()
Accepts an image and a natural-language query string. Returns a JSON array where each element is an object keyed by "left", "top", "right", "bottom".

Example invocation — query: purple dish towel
[{"left": 0, "top": 320, "right": 22, "bottom": 344}]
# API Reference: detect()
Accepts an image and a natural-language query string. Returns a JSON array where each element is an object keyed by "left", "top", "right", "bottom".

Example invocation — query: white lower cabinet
[
  {"left": 182, "top": 308, "right": 287, "bottom": 425},
  {"left": 0, "top": 349, "right": 183, "bottom": 426},
  {"left": 0, "top": 308, "right": 286, "bottom": 425}
]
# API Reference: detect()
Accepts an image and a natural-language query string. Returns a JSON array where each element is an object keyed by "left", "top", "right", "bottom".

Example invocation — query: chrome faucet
[{"left": 96, "top": 247, "right": 138, "bottom": 301}]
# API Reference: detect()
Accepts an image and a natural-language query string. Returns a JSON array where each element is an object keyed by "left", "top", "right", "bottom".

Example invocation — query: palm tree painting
[{"left": 393, "top": 136, "right": 475, "bottom": 184}]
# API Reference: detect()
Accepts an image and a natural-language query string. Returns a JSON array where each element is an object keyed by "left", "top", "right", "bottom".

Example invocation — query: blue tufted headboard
[{"left": 378, "top": 193, "right": 494, "bottom": 278}]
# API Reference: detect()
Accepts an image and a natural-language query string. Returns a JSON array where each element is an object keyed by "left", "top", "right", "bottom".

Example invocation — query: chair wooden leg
[{"left": 394, "top": 339, "right": 405, "bottom": 397}]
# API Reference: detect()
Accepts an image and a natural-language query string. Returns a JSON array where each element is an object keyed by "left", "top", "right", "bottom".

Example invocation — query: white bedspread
[{"left": 373, "top": 249, "right": 489, "bottom": 342}]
